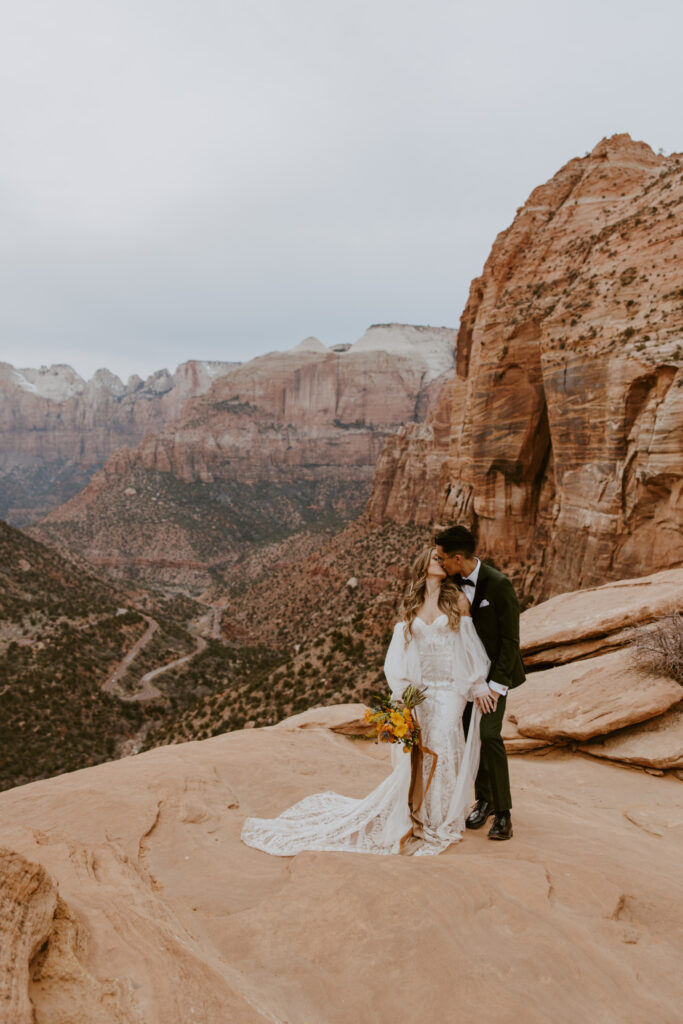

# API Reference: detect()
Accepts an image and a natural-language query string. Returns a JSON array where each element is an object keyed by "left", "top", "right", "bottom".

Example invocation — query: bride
[{"left": 240, "top": 546, "right": 492, "bottom": 857}]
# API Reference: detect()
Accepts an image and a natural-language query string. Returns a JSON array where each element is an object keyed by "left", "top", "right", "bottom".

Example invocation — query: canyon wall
[
  {"left": 30, "top": 326, "right": 455, "bottom": 581},
  {"left": 367, "top": 135, "right": 683, "bottom": 597},
  {"left": 0, "top": 360, "right": 238, "bottom": 524}
]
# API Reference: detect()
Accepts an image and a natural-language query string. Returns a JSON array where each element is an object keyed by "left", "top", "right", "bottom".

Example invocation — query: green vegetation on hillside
[
  {"left": 140, "top": 521, "right": 427, "bottom": 748},
  {"left": 0, "top": 520, "right": 197, "bottom": 791},
  {"left": 0, "top": 614, "right": 150, "bottom": 789}
]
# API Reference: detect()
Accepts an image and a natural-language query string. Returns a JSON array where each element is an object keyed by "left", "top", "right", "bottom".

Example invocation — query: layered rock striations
[
  {"left": 0, "top": 360, "right": 239, "bottom": 525},
  {"left": 111, "top": 326, "right": 454, "bottom": 483},
  {"left": 31, "top": 326, "right": 456, "bottom": 580},
  {"left": 368, "top": 135, "right": 683, "bottom": 597}
]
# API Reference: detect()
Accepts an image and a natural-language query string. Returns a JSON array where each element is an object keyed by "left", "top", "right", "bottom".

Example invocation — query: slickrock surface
[
  {"left": 275, "top": 702, "right": 374, "bottom": 736},
  {"left": 31, "top": 326, "right": 455, "bottom": 581},
  {"left": 580, "top": 705, "right": 683, "bottom": 770},
  {"left": 519, "top": 566, "right": 683, "bottom": 665},
  {"left": 0, "top": 717, "right": 681, "bottom": 1024},
  {"left": 368, "top": 134, "right": 683, "bottom": 599},
  {"left": 0, "top": 850, "right": 58, "bottom": 1024},
  {"left": 0, "top": 360, "right": 238, "bottom": 525},
  {"left": 507, "top": 648, "right": 682, "bottom": 741}
]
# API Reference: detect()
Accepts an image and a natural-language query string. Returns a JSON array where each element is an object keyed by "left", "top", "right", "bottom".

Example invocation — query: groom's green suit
[{"left": 460, "top": 561, "right": 525, "bottom": 812}]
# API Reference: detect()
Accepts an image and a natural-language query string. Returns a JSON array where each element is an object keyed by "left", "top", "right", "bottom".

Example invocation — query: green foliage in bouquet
[{"left": 363, "top": 684, "right": 428, "bottom": 750}]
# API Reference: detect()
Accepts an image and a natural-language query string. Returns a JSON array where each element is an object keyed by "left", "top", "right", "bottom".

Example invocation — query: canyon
[
  {"left": 0, "top": 359, "right": 238, "bottom": 525},
  {"left": 27, "top": 325, "right": 456, "bottom": 583},
  {"left": 14, "top": 135, "right": 682, "bottom": 603},
  {"left": 2, "top": 133, "right": 682, "bottom": 789},
  {"left": 1, "top": 135, "right": 682, "bottom": 1023}
]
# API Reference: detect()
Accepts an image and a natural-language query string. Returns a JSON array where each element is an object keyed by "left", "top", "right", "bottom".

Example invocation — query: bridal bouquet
[{"left": 363, "top": 684, "right": 428, "bottom": 752}]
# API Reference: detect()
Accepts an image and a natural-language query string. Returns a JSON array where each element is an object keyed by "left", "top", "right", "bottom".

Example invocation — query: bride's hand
[
  {"left": 475, "top": 688, "right": 498, "bottom": 714},
  {"left": 456, "top": 590, "right": 471, "bottom": 617}
]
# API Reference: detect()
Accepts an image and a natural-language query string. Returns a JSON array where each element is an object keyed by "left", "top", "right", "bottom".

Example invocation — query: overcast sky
[{"left": 1, "top": 0, "right": 681, "bottom": 382}]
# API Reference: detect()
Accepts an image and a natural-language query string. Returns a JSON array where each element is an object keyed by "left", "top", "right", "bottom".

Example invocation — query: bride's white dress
[{"left": 240, "top": 615, "right": 491, "bottom": 857}]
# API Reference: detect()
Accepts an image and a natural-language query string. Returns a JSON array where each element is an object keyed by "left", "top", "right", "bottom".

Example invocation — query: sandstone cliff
[
  {"left": 0, "top": 360, "right": 239, "bottom": 525},
  {"left": 367, "top": 135, "right": 683, "bottom": 597},
  {"left": 30, "top": 326, "right": 456, "bottom": 581}
]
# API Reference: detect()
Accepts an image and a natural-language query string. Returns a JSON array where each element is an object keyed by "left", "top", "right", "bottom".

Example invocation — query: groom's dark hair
[{"left": 434, "top": 525, "right": 475, "bottom": 556}]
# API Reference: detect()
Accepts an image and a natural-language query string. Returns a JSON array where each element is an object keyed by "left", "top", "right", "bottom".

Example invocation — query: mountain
[
  {"left": 367, "top": 134, "right": 683, "bottom": 598},
  {"left": 29, "top": 325, "right": 456, "bottom": 586},
  {"left": 0, "top": 359, "right": 239, "bottom": 525}
]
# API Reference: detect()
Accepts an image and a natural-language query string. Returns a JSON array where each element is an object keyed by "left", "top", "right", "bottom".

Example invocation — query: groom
[{"left": 434, "top": 525, "right": 525, "bottom": 840}]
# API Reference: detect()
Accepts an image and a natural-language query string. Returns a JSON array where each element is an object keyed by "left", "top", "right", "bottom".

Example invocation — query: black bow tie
[{"left": 454, "top": 576, "right": 475, "bottom": 588}]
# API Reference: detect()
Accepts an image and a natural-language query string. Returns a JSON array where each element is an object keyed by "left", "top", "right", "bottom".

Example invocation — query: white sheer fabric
[{"left": 240, "top": 615, "right": 491, "bottom": 857}]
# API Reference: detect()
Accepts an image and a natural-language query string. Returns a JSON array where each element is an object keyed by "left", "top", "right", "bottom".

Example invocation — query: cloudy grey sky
[{"left": 1, "top": 0, "right": 681, "bottom": 382}]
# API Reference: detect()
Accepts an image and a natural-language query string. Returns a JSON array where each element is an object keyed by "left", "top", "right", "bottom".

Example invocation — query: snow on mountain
[
  {"left": 289, "top": 336, "right": 328, "bottom": 353},
  {"left": 346, "top": 324, "right": 456, "bottom": 382},
  {"left": 15, "top": 364, "right": 86, "bottom": 401}
]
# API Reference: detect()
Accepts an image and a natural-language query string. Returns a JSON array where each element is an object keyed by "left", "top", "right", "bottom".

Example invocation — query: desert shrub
[{"left": 631, "top": 613, "right": 683, "bottom": 684}]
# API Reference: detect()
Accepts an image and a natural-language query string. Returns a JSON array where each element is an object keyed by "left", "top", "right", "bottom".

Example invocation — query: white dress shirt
[{"left": 461, "top": 558, "right": 508, "bottom": 697}]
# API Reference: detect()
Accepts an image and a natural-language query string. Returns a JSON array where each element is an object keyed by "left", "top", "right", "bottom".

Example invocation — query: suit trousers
[{"left": 462, "top": 695, "right": 512, "bottom": 812}]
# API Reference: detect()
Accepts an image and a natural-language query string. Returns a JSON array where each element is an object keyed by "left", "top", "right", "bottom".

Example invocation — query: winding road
[
  {"left": 103, "top": 616, "right": 207, "bottom": 702},
  {"left": 103, "top": 598, "right": 225, "bottom": 704},
  {"left": 131, "top": 634, "right": 208, "bottom": 701},
  {"left": 103, "top": 615, "right": 158, "bottom": 696}
]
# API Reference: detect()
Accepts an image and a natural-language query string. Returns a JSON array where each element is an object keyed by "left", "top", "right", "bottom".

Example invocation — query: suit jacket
[{"left": 458, "top": 562, "right": 526, "bottom": 689}]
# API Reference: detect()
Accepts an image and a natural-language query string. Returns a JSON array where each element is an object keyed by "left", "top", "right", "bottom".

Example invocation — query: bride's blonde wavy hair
[{"left": 400, "top": 545, "right": 462, "bottom": 644}]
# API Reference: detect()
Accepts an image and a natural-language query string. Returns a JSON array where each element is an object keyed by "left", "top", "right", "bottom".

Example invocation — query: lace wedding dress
[{"left": 240, "top": 615, "right": 491, "bottom": 857}]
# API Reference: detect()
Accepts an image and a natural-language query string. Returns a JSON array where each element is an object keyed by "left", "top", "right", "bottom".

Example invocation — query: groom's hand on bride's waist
[{"left": 475, "top": 687, "right": 499, "bottom": 714}]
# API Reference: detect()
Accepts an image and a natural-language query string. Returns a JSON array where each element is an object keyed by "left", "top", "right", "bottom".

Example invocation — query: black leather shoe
[
  {"left": 465, "top": 799, "right": 495, "bottom": 829},
  {"left": 488, "top": 812, "right": 513, "bottom": 840}
]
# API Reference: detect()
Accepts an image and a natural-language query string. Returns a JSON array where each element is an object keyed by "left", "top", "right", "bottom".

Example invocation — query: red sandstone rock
[
  {"left": 0, "top": 717, "right": 682, "bottom": 1022},
  {"left": 520, "top": 566, "right": 683, "bottom": 663},
  {"left": 367, "top": 135, "right": 683, "bottom": 598},
  {"left": 0, "top": 849, "right": 58, "bottom": 1024},
  {"left": 30, "top": 327, "right": 455, "bottom": 576},
  {"left": 0, "top": 360, "right": 238, "bottom": 524},
  {"left": 508, "top": 648, "right": 682, "bottom": 742},
  {"left": 579, "top": 705, "right": 683, "bottom": 769}
]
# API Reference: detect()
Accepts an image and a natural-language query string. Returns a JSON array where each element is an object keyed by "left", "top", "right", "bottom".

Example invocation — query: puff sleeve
[
  {"left": 383, "top": 622, "right": 421, "bottom": 701},
  {"left": 459, "top": 617, "right": 492, "bottom": 700}
]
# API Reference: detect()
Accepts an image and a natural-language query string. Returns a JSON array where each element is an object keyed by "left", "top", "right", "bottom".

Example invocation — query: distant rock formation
[
  {"left": 367, "top": 135, "right": 683, "bottom": 597},
  {"left": 29, "top": 326, "right": 456, "bottom": 582},
  {"left": 0, "top": 360, "right": 239, "bottom": 524}
]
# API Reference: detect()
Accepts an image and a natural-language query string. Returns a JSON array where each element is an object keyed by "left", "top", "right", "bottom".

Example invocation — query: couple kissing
[{"left": 242, "top": 524, "right": 525, "bottom": 857}]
